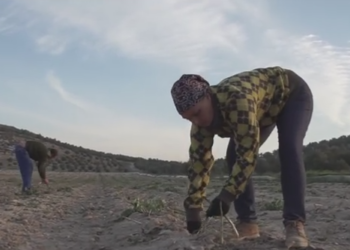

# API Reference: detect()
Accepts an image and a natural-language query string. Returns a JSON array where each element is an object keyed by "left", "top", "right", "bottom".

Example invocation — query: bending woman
[{"left": 170, "top": 66, "right": 313, "bottom": 248}]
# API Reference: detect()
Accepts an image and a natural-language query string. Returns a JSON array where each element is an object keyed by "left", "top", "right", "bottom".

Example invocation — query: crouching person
[
  {"left": 170, "top": 66, "right": 314, "bottom": 248},
  {"left": 14, "top": 140, "right": 58, "bottom": 193}
]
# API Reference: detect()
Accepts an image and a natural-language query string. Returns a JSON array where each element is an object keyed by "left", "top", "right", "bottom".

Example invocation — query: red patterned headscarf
[{"left": 171, "top": 74, "right": 210, "bottom": 113}]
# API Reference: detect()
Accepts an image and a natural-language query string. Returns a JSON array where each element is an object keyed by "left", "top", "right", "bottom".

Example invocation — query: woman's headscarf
[{"left": 171, "top": 74, "right": 210, "bottom": 114}]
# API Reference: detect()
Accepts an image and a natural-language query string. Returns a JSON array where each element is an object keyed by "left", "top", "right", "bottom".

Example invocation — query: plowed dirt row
[{"left": 0, "top": 171, "right": 348, "bottom": 250}]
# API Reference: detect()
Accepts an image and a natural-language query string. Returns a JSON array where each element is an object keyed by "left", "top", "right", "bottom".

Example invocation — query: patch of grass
[
  {"left": 131, "top": 197, "right": 166, "bottom": 213},
  {"left": 262, "top": 198, "right": 283, "bottom": 211},
  {"left": 116, "top": 198, "right": 167, "bottom": 222}
]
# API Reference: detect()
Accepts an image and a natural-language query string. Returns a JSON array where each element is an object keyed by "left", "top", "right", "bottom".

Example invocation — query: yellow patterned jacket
[{"left": 185, "top": 66, "right": 294, "bottom": 213}]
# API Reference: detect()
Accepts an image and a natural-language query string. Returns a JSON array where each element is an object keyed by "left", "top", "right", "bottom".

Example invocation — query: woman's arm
[
  {"left": 217, "top": 94, "right": 260, "bottom": 204},
  {"left": 184, "top": 124, "right": 215, "bottom": 212}
]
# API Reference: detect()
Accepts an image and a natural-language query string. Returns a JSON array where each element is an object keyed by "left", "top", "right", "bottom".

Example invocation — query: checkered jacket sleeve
[
  {"left": 222, "top": 92, "right": 260, "bottom": 199},
  {"left": 184, "top": 124, "right": 215, "bottom": 210}
]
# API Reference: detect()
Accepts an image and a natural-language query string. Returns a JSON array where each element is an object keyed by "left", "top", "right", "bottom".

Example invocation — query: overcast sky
[{"left": 1, "top": 0, "right": 350, "bottom": 161}]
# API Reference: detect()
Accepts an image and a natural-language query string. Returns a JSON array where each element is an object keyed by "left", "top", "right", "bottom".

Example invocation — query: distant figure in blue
[{"left": 14, "top": 140, "right": 58, "bottom": 193}]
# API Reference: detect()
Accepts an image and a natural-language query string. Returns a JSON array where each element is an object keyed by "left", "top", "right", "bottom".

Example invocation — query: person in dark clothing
[
  {"left": 14, "top": 140, "right": 58, "bottom": 192},
  {"left": 170, "top": 66, "right": 313, "bottom": 248}
]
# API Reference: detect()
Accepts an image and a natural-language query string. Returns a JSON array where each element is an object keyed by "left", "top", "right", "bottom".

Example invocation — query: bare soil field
[{"left": 0, "top": 171, "right": 349, "bottom": 250}]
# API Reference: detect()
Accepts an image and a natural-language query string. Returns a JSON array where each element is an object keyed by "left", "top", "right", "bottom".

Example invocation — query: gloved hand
[
  {"left": 186, "top": 221, "right": 201, "bottom": 234},
  {"left": 206, "top": 197, "right": 231, "bottom": 217},
  {"left": 185, "top": 208, "right": 202, "bottom": 234}
]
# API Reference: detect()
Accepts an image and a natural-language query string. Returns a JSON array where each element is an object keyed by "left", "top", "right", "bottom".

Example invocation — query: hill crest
[{"left": 1, "top": 123, "right": 350, "bottom": 175}]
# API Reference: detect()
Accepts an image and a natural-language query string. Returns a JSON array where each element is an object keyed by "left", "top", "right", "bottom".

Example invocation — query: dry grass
[{"left": 0, "top": 170, "right": 348, "bottom": 250}]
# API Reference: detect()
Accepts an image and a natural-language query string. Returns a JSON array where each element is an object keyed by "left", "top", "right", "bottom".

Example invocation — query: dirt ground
[{"left": 0, "top": 171, "right": 349, "bottom": 250}]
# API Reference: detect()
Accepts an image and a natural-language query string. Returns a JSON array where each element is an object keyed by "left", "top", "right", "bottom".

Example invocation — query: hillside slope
[
  {"left": 0, "top": 124, "right": 186, "bottom": 174},
  {"left": 1, "top": 123, "right": 350, "bottom": 175}
]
